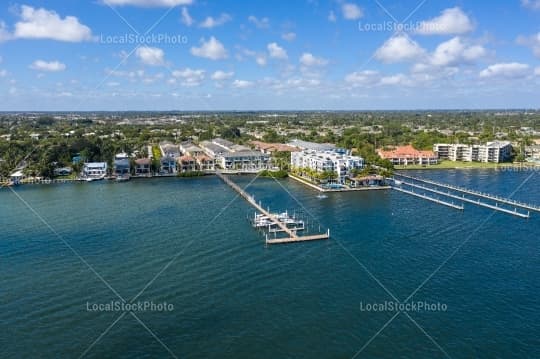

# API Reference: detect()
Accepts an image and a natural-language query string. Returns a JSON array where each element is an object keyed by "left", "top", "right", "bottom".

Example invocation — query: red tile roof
[{"left": 378, "top": 145, "right": 437, "bottom": 159}]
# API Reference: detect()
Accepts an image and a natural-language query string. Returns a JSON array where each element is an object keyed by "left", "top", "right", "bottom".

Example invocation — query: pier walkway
[
  {"left": 215, "top": 171, "right": 329, "bottom": 244},
  {"left": 392, "top": 186, "right": 464, "bottom": 210},
  {"left": 398, "top": 180, "right": 530, "bottom": 219},
  {"left": 395, "top": 173, "right": 540, "bottom": 213}
]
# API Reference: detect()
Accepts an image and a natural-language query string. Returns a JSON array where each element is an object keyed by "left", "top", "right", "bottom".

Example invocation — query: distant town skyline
[{"left": 1, "top": 0, "right": 540, "bottom": 110}]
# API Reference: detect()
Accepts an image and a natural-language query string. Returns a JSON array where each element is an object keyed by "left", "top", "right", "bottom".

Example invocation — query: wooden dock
[
  {"left": 395, "top": 173, "right": 540, "bottom": 213},
  {"left": 392, "top": 186, "right": 465, "bottom": 210},
  {"left": 398, "top": 180, "right": 530, "bottom": 219},
  {"left": 215, "top": 171, "right": 329, "bottom": 244}
]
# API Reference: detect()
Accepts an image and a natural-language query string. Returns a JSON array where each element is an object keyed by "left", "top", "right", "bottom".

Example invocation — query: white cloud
[
  {"left": 29, "top": 60, "right": 66, "bottom": 72},
  {"left": 232, "top": 79, "right": 254, "bottom": 88},
  {"left": 248, "top": 15, "right": 270, "bottom": 29},
  {"left": 516, "top": 33, "right": 540, "bottom": 58},
  {"left": 379, "top": 74, "right": 411, "bottom": 86},
  {"left": 190, "top": 37, "right": 228, "bottom": 60},
  {"left": 375, "top": 35, "right": 425, "bottom": 63},
  {"left": 416, "top": 7, "right": 474, "bottom": 35},
  {"left": 535, "top": 66, "right": 540, "bottom": 76},
  {"left": 299, "top": 53, "right": 328, "bottom": 67},
  {"left": 522, "top": 0, "right": 540, "bottom": 10},
  {"left": 199, "top": 13, "right": 231, "bottom": 28},
  {"left": 328, "top": 11, "right": 337, "bottom": 22},
  {"left": 136, "top": 46, "right": 165, "bottom": 66},
  {"left": 13, "top": 5, "right": 93, "bottom": 42},
  {"left": 479, "top": 63, "right": 530, "bottom": 78},
  {"left": 172, "top": 68, "right": 205, "bottom": 86},
  {"left": 211, "top": 70, "right": 234, "bottom": 81},
  {"left": 429, "top": 37, "right": 486, "bottom": 67},
  {"left": 282, "top": 32, "right": 296, "bottom": 42},
  {"left": 0, "top": 69, "right": 7, "bottom": 77},
  {"left": 342, "top": 3, "right": 363, "bottom": 20},
  {"left": 0, "top": 21, "right": 10, "bottom": 42},
  {"left": 180, "top": 7, "right": 194, "bottom": 26},
  {"left": 267, "top": 42, "right": 288, "bottom": 59},
  {"left": 102, "top": 0, "right": 192, "bottom": 7},
  {"left": 344, "top": 70, "right": 379, "bottom": 86},
  {"left": 256, "top": 55, "right": 267, "bottom": 66}
]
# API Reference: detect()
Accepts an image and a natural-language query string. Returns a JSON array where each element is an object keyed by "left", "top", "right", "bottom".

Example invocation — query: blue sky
[{"left": 0, "top": 0, "right": 539, "bottom": 110}]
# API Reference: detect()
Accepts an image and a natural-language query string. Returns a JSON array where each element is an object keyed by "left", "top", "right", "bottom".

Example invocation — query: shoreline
[{"left": 288, "top": 173, "right": 391, "bottom": 192}]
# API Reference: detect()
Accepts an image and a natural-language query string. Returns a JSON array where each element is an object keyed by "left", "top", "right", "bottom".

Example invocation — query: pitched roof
[{"left": 378, "top": 145, "right": 436, "bottom": 159}]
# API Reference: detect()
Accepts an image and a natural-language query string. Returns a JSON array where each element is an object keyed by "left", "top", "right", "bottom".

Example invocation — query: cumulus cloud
[
  {"left": 102, "top": 0, "right": 192, "bottom": 7},
  {"left": 522, "top": 0, "right": 540, "bottom": 10},
  {"left": 429, "top": 37, "right": 486, "bottom": 67},
  {"left": 190, "top": 37, "right": 228, "bottom": 60},
  {"left": 516, "top": 33, "right": 540, "bottom": 58},
  {"left": 14, "top": 5, "right": 93, "bottom": 42},
  {"left": 199, "top": 13, "right": 231, "bottom": 28},
  {"left": 211, "top": 70, "right": 234, "bottom": 81},
  {"left": 232, "top": 79, "right": 253, "bottom": 88},
  {"left": 248, "top": 15, "right": 270, "bottom": 29},
  {"left": 342, "top": 3, "right": 363, "bottom": 20},
  {"left": 29, "top": 60, "right": 66, "bottom": 72},
  {"left": 536, "top": 66, "right": 540, "bottom": 76},
  {"left": 0, "top": 69, "right": 7, "bottom": 77},
  {"left": 379, "top": 74, "right": 411, "bottom": 86},
  {"left": 171, "top": 68, "right": 205, "bottom": 86},
  {"left": 136, "top": 46, "right": 165, "bottom": 65},
  {"left": 479, "top": 63, "right": 530, "bottom": 78},
  {"left": 282, "top": 32, "right": 296, "bottom": 42},
  {"left": 180, "top": 7, "right": 194, "bottom": 26},
  {"left": 267, "top": 42, "right": 288, "bottom": 59},
  {"left": 299, "top": 53, "right": 328, "bottom": 67},
  {"left": 416, "top": 7, "right": 474, "bottom": 35},
  {"left": 375, "top": 35, "right": 425, "bottom": 63}
]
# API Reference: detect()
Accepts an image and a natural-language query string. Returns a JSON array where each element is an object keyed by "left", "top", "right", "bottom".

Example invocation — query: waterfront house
[
  {"left": 160, "top": 156, "right": 176, "bottom": 174},
  {"left": 221, "top": 150, "right": 271, "bottom": 170},
  {"left": 378, "top": 145, "right": 438, "bottom": 166},
  {"left": 114, "top": 158, "right": 130, "bottom": 176},
  {"left": 195, "top": 155, "right": 215, "bottom": 171},
  {"left": 83, "top": 162, "right": 107, "bottom": 178},
  {"left": 177, "top": 155, "right": 197, "bottom": 172},
  {"left": 134, "top": 158, "right": 151, "bottom": 175}
]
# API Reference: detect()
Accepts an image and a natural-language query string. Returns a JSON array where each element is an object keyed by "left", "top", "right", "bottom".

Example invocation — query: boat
[
  {"left": 115, "top": 174, "right": 131, "bottom": 182},
  {"left": 316, "top": 194, "right": 328, "bottom": 199},
  {"left": 394, "top": 179, "right": 402, "bottom": 185}
]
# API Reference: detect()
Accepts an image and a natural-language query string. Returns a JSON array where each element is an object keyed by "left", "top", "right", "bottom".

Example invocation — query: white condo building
[
  {"left": 433, "top": 141, "right": 512, "bottom": 163},
  {"left": 291, "top": 150, "right": 364, "bottom": 184}
]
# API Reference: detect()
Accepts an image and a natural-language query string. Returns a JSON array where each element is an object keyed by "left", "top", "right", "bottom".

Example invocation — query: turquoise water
[{"left": 1, "top": 170, "right": 539, "bottom": 358}]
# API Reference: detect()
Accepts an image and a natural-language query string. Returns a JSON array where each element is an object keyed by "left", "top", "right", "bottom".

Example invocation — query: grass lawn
[{"left": 394, "top": 160, "right": 535, "bottom": 170}]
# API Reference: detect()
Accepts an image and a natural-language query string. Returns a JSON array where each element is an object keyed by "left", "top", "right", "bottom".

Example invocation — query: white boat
[
  {"left": 316, "top": 194, "right": 328, "bottom": 199},
  {"left": 394, "top": 179, "right": 403, "bottom": 185}
]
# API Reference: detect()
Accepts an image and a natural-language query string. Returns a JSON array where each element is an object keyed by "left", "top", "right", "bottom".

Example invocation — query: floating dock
[
  {"left": 395, "top": 173, "right": 540, "bottom": 213},
  {"left": 398, "top": 180, "right": 530, "bottom": 219},
  {"left": 215, "top": 171, "right": 329, "bottom": 244}
]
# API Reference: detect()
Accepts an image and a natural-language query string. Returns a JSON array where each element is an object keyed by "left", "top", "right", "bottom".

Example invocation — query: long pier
[
  {"left": 398, "top": 180, "right": 530, "bottom": 219},
  {"left": 392, "top": 186, "right": 464, "bottom": 210},
  {"left": 215, "top": 171, "right": 329, "bottom": 244},
  {"left": 395, "top": 173, "right": 540, "bottom": 213}
]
